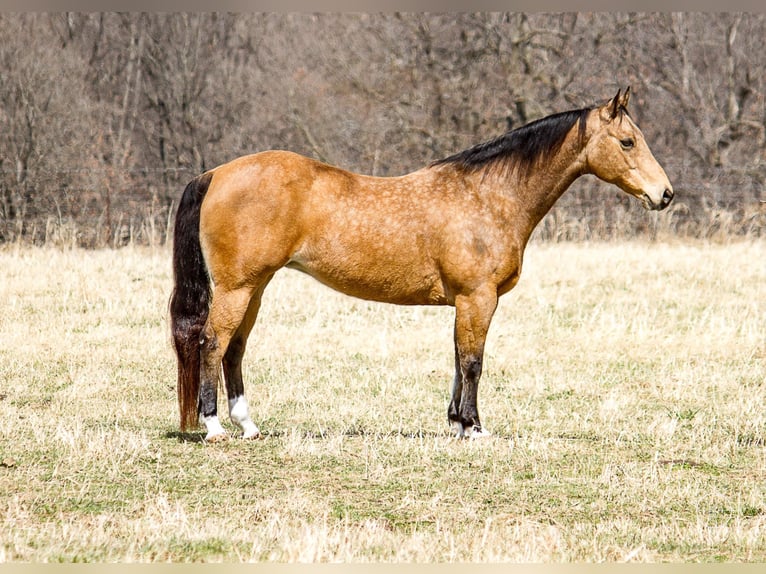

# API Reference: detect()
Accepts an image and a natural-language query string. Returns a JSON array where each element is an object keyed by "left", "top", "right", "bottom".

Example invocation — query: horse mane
[{"left": 432, "top": 107, "right": 592, "bottom": 178}]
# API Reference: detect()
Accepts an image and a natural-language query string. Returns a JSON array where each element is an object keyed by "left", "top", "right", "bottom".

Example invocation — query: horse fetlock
[
  {"left": 449, "top": 409, "right": 484, "bottom": 439},
  {"left": 228, "top": 395, "right": 250, "bottom": 421},
  {"left": 228, "top": 396, "right": 260, "bottom": 438}
]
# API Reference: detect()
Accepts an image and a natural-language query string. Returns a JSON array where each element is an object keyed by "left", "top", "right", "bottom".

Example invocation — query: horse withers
[{"left": 169, "top": 87, "right": 673, "bottom": 441}]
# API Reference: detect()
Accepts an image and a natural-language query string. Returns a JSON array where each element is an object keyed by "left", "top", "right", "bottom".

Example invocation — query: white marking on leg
[
  {"left": 201, "top": 415, "right": 227, "bottom": 442},
  {"left": 228, "top": 396, "right": 260, "bottom": 439}
]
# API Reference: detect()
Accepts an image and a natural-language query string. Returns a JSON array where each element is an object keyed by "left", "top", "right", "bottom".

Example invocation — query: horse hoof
[
  {"left": 241, "top": 421, "right": 261, "bottom": 440},
  {"left": 465, "top": 425, "right": 491, "bottom": 440},
  {"left": 204, "top": 432, "right": 229, "bottom": 443}
]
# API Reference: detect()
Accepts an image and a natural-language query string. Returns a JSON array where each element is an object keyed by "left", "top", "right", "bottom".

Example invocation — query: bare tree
[
  {"left": 0, "top": 14, "right": 104, "bottom": 243},
  {"left": 0, "top": 13, "right": 762, "bottom": 245}
]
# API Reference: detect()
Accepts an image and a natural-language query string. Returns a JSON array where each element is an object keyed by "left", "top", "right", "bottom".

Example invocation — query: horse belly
[{"left": 286, "top": 239, "right": 447, "bottom": 306}]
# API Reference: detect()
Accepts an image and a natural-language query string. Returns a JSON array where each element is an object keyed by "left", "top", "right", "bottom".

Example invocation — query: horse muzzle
[{"left": 641, "top": 187, "right": 674, "bottom": 211}]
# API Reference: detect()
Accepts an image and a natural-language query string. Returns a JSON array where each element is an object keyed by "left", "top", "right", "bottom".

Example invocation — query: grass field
[{"left": 0, "top": 239, "right": 764, "bottom": 562}]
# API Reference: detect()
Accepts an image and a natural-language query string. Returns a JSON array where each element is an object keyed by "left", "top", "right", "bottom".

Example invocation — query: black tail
[{"left": 169, "top": 172, "right": 214, "bottom": 431}]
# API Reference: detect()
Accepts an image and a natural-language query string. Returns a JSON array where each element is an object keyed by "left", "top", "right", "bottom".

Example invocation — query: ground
[{"left": 0, "top": 239, "right": 763, "bottom": 561}]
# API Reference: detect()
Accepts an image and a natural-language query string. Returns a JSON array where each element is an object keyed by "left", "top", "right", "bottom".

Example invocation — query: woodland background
[{"left": 1, "top": 12, "right": 764, "bottom": 247}]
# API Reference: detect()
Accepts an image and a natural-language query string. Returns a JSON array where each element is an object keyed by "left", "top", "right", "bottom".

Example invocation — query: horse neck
[{"left": 504, "top": 136, "right": 586, "bottom": 241}]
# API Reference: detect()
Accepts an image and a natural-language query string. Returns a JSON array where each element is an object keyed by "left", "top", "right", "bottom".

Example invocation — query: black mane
[{"left": 432, "top": 107, "right": 591, "bottom": 177}]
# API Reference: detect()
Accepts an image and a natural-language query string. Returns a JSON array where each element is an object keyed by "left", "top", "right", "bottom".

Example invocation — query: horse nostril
[{"left": 662, "top": 188, "right": 674, "bottom": 205}]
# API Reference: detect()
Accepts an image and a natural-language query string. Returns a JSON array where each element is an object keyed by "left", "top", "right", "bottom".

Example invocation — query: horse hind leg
[
  {"left": 224, "top": 335, "right": 260, "bottom": 439},
  {"left": 198, "top": 286, "right": 256, "bottom": 442},
  {"left": 222, "top": 279, "right": 272, "bottom": 439}
]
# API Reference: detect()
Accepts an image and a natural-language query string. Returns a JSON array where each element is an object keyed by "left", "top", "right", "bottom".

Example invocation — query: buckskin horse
[{"left": 170, "top": 88, "right": 673, "bottom": 441}]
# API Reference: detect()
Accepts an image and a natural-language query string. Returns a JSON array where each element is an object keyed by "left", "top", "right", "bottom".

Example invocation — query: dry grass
[{"left": 0, "top": 239, "right": 764, "bottom": 562}]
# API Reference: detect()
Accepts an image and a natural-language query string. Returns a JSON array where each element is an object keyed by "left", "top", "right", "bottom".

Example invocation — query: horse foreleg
[{"left": 450, "top": 285, "right": 498, "bottom": 439}]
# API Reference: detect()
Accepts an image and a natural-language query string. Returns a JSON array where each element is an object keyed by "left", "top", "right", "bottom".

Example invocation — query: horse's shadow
[{"left": 164, "top": 430, "right": 206, "bottom": 443}]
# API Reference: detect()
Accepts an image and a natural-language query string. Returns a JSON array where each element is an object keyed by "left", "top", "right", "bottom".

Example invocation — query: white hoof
[{"left": 451, "top": 420, "right": 465, "bottom": 438}]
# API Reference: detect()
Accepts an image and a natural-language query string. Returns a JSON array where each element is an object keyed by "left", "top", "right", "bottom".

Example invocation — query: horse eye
[{"left": 620, "top": 138, "right": 635, "bottom": 149}]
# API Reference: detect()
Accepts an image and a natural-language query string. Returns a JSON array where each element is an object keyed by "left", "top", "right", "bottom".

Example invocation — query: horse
[{"left": 169, "top": 87, "right": 673, "bottom": 442}]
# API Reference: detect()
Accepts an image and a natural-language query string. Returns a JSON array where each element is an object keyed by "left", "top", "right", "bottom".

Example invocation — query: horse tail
[{"left": 169, "top": 171, "right": 214, "bottom": 431}]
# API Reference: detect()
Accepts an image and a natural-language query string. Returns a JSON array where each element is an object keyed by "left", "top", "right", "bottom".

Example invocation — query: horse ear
[
  {"left": 603, "top": 89, "right": 621, "bottom": 121},
  {"left": 620, "top": 86, "right": 631, "bottom": 109}
]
